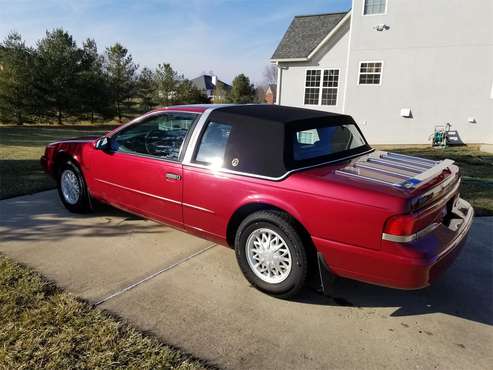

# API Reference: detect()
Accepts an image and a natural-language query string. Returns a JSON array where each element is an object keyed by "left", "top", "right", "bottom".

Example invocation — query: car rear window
[{"left": 292, "top": 124, "right": 367, "bottom": 162}]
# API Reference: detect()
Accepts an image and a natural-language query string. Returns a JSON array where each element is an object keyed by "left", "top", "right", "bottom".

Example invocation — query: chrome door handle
[{"left": 165, "top": 173, "right": 181, "bottom": 180}]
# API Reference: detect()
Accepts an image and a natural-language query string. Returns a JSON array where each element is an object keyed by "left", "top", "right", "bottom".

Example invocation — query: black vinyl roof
[
  {"left": 214, "top": 104, "right": 348, "bottom": 125},
  {"left": 203, "top": 105, "right": 362, "bottom": 179}
]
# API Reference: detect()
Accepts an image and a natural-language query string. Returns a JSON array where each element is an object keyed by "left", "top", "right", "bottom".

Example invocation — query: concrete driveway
[{"left": 1, "top": 190, "right": 492, "bottom": 370}]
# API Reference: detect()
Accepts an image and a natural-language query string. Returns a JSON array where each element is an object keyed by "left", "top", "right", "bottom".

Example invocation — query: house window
[
  {"left": 358, "top": 62, "right": 383, "bottom": 85},
  {"left": 321, "top": 70, "right": 339, "bottom": 105},
  {"left": 363, "top": 0, "right": 386, "bottom": 15},
  {"left": 304, "top": 69, "right": 339, "bottom": 106},
  {"left": 304, "top": 70, "right": 321, "bottom": 105}
]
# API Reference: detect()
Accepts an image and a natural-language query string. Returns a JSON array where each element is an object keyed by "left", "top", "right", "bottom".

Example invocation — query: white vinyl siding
[
  {"left": 363, "top": 0, "right": 387, "bottom": 15},
  {"left": 304, "top": 69, "right": 340, "bottom": 106}
]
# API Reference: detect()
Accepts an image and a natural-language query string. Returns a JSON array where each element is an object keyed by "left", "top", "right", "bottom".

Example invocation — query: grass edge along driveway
[{"left": 0, "top": 255, "right": 210, "bottom": 370}]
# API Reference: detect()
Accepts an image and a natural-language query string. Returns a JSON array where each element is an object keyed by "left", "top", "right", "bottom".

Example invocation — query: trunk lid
[
  {"left": 335, "top": 150, "right": 460, "bottom": 212},
  {"left": 335, "top": 151, "right": 454, "bottom": 191}
]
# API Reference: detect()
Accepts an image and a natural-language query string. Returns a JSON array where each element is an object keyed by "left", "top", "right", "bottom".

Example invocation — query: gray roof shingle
[
  {"left": 271, "top": 12, "right": 348, "bottom": 60},
  {"left": 191, "top": 75, "right": 231, "bottom": 91}
]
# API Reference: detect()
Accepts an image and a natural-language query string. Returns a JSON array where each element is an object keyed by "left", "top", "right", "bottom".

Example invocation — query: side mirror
[{"left": 95, "top": 137, "right": 112, "bottom": 151}]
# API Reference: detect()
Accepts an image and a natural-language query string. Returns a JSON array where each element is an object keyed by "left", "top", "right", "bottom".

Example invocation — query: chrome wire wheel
[
  {"left": 60, "top": 169, "right": 81, "bottom": 205},
  {"left": 245, "top": 228, "right": 292, "bottom": 284}
]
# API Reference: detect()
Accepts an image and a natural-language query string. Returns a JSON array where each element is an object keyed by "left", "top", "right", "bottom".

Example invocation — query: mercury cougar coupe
[{"left": 41, "top": 104, "right": 473, "bottom": 297}]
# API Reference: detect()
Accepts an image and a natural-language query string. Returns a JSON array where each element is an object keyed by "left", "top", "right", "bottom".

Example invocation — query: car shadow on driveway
[
  {"left": 2, "top": 191, "right": 491, "bottom": 327},
  {"left": 0, "top": 192, "right": 164, "bottom": 243},
  {"left": 298, "top": 218, "right": 493, "bottom": 327}
]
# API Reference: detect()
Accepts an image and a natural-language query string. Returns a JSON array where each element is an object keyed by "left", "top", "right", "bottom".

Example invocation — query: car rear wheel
[
  {"left": 234, "top": 211, "right": 308, "bottom": 298},
  {"left": 57, "top": 161, "right": 90, "bottom": 213}
]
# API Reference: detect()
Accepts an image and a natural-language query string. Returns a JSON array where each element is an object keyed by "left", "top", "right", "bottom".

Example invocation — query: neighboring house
[
  {"left": 271, "top": 0, "right": 493, "bottom": 144},
  {"left": 265, "top": 84, "right": 277, "bottom": 104},
  {"left": 191, "top": 74, "right": 232, "bottom": 102}
]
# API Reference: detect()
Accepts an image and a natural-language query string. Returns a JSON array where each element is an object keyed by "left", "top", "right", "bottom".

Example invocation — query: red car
[{"left": 41, "top": 104, "right": 473, "bottom": 297}]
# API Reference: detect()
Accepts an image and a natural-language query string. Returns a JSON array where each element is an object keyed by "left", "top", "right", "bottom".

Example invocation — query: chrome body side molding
[{"left": 382, "top": 222, "right": 441, "bottom": 243}]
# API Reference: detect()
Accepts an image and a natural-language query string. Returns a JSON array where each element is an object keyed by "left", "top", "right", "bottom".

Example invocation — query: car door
[
  {"left": 89, "top": 111, "right": 198, "bottom": 227},
  {"left": 182, "top": 120, "right": 235, "bottom": 239}
]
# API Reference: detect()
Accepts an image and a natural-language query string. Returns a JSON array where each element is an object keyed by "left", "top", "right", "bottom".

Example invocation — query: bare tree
[
  {"left": 263, "top": 64, "right": 278, "bottom": 85},
  {"left": 255, "top": 85, "right": 267, "bottom": 103}
]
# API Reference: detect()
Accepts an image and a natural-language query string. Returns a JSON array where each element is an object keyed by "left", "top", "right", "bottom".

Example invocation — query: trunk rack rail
[{"left": 335, "top": 151, "right": 454, "bottom": 189}]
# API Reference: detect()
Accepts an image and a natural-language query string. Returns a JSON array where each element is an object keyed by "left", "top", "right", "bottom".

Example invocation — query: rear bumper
[{"left": 314, "top": 198, "right": 474, "bottom": 290}]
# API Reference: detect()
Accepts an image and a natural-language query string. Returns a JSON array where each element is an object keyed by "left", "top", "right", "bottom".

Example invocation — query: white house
[{"left": 271, "top": 0, "right": 493, "bottom": 144}]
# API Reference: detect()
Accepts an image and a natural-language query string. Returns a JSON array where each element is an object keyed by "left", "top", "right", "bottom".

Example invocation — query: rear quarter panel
[{"left": 182, "top": 165, "right": 406, "bottom": 250}]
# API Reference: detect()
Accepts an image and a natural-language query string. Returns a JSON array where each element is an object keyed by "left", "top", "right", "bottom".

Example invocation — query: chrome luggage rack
[{"left": 335, "top": 151, "right": 454, "bottom": 189}]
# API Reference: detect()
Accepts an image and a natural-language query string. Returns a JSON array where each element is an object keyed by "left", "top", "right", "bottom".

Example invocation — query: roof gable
[
  {"left": 271, "top": 11, "right": 349, "bottom": 61},
  {"left": 267, "top": 84, "right": 277, "bottom": 94},
  {"left": 191, "top": 75, "right": 232, "bottom": 91}
]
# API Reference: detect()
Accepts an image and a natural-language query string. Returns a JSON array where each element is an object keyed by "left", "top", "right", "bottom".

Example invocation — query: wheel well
[
  {"left": 226, "top": 203, "right": 317, "bottom": 263},
  {"left": 53, "top": 151, "right": 77, "bottom": 176}
]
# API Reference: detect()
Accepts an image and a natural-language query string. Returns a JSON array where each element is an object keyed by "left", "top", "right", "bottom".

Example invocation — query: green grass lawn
[
  {"left": 0, "top": 125, "right": 116, "bottom": 199},
  {"left": 0, "top": 256, "right": 206, "bottom": 369}
]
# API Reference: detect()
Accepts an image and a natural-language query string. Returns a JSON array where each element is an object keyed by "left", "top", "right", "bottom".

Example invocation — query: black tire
[
  {"left": 57, "top": 160, "right": 91, "bottom": 213},
  {"left": 234, "top": 210, "right": 308, "bottom": 298}
]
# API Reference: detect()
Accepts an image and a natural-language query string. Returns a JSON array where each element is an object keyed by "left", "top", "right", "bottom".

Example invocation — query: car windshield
[{"left": 292, "top": 123, "right": 368, "bottom": 162}]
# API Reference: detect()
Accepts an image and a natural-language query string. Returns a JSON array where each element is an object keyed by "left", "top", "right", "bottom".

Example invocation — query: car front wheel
[
  {"left": 234, "top": 211, "right": 308, "bottom": 298},
  {"left": 57, "top": 161, "right": 90, "bottom": 213}
]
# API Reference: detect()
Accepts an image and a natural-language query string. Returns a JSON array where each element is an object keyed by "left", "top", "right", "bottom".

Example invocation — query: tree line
[{"left": 0, "top": 29, "right": 259, "bottom": 125}]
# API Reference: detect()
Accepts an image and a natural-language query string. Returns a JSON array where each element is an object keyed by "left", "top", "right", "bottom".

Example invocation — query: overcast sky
[{"left": 0, "top": 0, "right": 351, "bottom": 84}]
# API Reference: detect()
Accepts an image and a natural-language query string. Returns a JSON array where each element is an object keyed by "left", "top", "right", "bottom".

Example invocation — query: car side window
[
  {"left": 112, "top": 112, "right": 197, "bottom": 161},
  {"left": 194, "top": 121, "right": 232, "bottom": 167}
]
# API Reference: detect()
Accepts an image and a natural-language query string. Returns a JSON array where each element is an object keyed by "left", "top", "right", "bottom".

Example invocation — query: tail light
[
  {"left": 383, "top": 207, "right": 445, "bottom": 243},
  {"left": 383, "top": 214, "right": 418, "bottom": 237}
]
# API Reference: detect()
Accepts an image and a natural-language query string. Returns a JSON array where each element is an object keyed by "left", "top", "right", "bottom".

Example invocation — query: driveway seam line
[{"left": 94, "top": 243, "right": 216, "bottom": 306}]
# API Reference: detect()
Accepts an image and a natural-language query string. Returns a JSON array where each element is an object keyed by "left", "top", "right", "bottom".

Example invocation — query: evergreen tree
[
  {"left": 137, "top": 67, "right": 156, "bottom": 112},
  {"left": 176, "top": 79, "right": 209, "bottom": 104},
  {"left": 36, "top": 29, "right": 83, "bottom": 124},
  {"left": 105, "top": 43, "right": 138, "bottom": 122},
  {"left": 212, "top": 83, "right": 229, "bottom": 104},
  {"left": 228, "top": 74, "right": 256, "bottom": 104},
  {"left": 154, "top": 63, "right": 179, "bottom": 106},
  {"left": 79, "top": 38, "right": 111, "bottom": 122},
  {"left": 0, "top": 32, "right": 36, "bottom": 125}
]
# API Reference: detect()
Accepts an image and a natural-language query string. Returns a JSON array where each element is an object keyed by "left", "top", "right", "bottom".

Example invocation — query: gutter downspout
[
  {"left": 342, "top": 11, "right": 353, "bottom": 113},
  {"left": 275, "top": 62, "right": 283, "bottom": 105}
]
